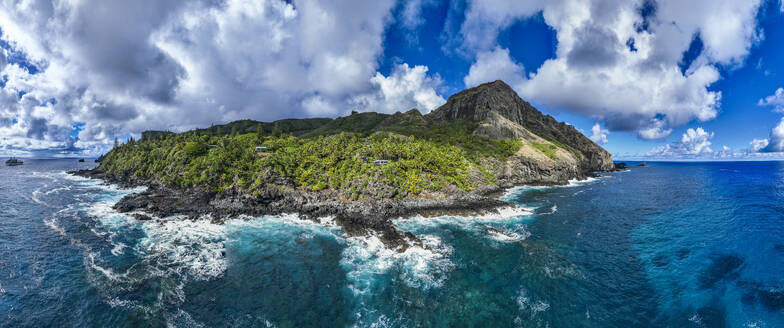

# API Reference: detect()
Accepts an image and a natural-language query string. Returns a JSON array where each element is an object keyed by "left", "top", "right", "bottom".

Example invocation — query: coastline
[{"left": 67, "top": 167, "right": 606, "bottom": 249}]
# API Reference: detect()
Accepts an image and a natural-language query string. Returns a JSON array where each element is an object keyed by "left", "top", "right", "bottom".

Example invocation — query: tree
[
  {"left": 272, "top": 122, "right": 282, "bottom": 137},
  {"left": 256, "top": 123, "right": 264, "bottom": 142},
  {"left": 231, "top": 126, "right": 238, "bottom": 137},
  {"left": 183, "top": 142, "right": 208, "bottom": 157},
  {"left": 114, "top": 137, "right": 119, "bottom": 149}
]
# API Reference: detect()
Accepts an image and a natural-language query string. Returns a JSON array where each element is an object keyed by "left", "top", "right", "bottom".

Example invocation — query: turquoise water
[{"left": 0, "top": 160, "right": 782, "bottom": 327}]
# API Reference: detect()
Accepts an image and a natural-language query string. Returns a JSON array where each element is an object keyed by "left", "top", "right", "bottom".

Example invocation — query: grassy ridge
[{"left": 100, "top": 117, "right": 521, "bottom": 199}]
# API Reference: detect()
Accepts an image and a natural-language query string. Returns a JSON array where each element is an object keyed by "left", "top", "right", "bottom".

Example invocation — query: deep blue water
[{"left": 1, "top": 159, "right": 783, "bottom": 327}]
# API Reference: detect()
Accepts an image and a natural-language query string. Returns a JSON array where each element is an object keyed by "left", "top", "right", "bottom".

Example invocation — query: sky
[{"left": 1, "top": 0, "right": 784, "bottom": 160}]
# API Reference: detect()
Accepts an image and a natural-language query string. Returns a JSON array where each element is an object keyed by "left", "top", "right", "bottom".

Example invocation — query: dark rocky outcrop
[
  {"left": 70, "top": 168, "right": 509, "bottom": 250},
  {"left": 428, "top": 80, "right": 614, "bottom": 173}
]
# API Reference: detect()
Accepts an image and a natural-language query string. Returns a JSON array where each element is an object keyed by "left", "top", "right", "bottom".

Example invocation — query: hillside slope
[
  {"left": 74, "top": 80, "right": 614, "bottom": 245},
  {"left": 428, "top": 80, "right": 614, "bottom": 175}
]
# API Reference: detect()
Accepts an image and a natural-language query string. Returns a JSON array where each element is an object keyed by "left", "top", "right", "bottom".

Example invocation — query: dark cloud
[
  {"left": 566, "top": 25, "right": 621, "bottom": 68},
  {"left": 90, "top": 104, "right": 140, "bottom": 122},
  {"left": 25, "top": 118, "right": 47, "bottom": 139},
  {"left": 0, "top": 48, "right": 6, "bottom": 71}
]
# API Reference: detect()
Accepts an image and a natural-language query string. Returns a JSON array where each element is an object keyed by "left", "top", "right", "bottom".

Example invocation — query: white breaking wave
[
  {"left": 85, "top": 251, "right": 130, "bottom": 282},
  {"left": 31, "top": 186, "right": 50, "bottom": 207},
  {"left": 486, "top": 226, "right": 531, "bottom": 243},
  {"left": 395, "top": 206, "right": 534, "bottom": 231},
  {"left": 45, "top": 186, "right": 72, "bottom": 195},
  {"left": 136, "top": 218, "right": 229, "bottom": 281},
  {"left": 501, "top": 176, "right": 603, "bottom": 201},
  {"left": 340, "top": 234, "right": 454, "bottom": 295},
  {"left": 340, "top": 233, "right": 453, "bottom": 327},
  {"left": 43, "top": 217, "right": 67, "bottom": 237},
  {"left": 516, "top": 287, "right": 550, "bottom": 317},
  {"left": 109, "top": 240, "right": 127, "bottom": 256},
  {"left": 232, "top": 213, "right": 339, "bottom": 230}
]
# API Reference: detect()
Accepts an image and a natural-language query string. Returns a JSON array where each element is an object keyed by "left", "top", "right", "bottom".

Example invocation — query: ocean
[{"left": 0, "top": 159, "right": 782, "bottom": 327}]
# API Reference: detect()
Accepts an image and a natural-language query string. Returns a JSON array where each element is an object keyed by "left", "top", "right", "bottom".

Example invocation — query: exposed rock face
[{"left": 428, "top": 80, "right": 614, "bottom": 182}]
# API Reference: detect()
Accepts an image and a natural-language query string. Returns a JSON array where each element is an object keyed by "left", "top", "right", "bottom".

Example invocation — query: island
[{"left": 71, "top": 80, "right": 615, "bottom": 248}]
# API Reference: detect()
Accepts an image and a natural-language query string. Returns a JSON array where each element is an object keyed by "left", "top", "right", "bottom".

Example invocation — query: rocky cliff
[{"left": 428, "top": 80, "right": 614, "bottom": 184}]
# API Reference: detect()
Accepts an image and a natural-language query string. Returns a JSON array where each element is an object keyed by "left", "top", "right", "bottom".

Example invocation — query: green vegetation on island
[
  {"left": 100, "top": 113, "right": 521, "bottom": 199},
  {"left": 96, "top": 80, "right": 614, "bottom": 203}
]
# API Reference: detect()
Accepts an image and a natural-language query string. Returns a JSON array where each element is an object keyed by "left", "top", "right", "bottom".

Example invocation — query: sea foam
[
  {"left": 340, "top": 233, "right": 454, "bottom": 294},
  {"left": 501, "top": 176, "right": 603, "bottom": 201}
]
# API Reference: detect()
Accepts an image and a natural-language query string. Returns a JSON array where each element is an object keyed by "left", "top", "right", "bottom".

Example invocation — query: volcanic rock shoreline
[{"left": 68, "top": 168, "right": 541, "bottom": 249}]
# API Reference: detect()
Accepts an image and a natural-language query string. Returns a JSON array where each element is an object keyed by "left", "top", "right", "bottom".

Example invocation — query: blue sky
[{"left": 1, "top": 0, "right": 784, "bottom": 160}]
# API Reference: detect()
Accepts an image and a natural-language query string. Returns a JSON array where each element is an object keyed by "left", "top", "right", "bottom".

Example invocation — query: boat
[
  {"left": 78, "top": 158, "right": 85, "bottom": 162},
  {"left": 5, "top": 157, "right": 23, "bottom": 166}
]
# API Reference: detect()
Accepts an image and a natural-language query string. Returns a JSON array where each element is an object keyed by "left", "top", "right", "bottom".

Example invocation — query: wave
[
  {"left": 109, "top": 240, "right": 127, "bottom": 256},
  {"left": 501, "top": 176, "right": 603, "bottom": 201},
  {"left": 136, "top": 218, "right": 229, "bottom": 281},
  {"left": 486, "top": 226, "right": 531, "bottom": 243},
  {"left": 43, "top": 217, "right": 67, "bottom": 237},
  {"left": 340, "top": 233, "right": 454, "bottom": 294},
  {"left": 231, "top": 213, "right": 339, "bottom": 230},
  {"left": 339, "top": 233, "right": 453, "bottom": 327},
  {"left": 31, "top": 186, "right": 48, "bottom": 207},
  {"left": 85, "top": 251, "right": 130, "bottom": 282},
  {"left": 514, "top": 287, "right": 550, "bottom": 326},
  {"left": 45, "top": 186, "right": 73, "bottom": 195},
  {"left": 395, "top": 206, "right": 534, "bottom": 231},
  {"left": 165, "top": 308, "right": 206, "bottom": 328},
  {"left": 57, "top": 171, "right": 147, "bottom": 194}
]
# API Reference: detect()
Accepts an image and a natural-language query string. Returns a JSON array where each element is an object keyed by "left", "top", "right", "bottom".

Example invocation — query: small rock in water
[{"left": 132, "top": 213, "right": 153, "bottom": 221}]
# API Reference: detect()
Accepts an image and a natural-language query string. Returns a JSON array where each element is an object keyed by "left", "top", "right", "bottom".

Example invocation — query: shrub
[
  {"left": 98, "top": 119, "right": 524, "bottom": 197},
  {"left": 183, "top": 142, "right": 208, "bottom": 157}
]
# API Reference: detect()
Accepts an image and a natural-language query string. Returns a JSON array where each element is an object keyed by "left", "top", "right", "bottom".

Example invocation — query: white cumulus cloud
[
  {"left": 758, "top": 88, "right": 784, "bottom": 113},
  {"left": 749, "top": 138, "right": 769, "bottom": 152},
  {"left": 459, "top": 0, "right": 762, "bottom": 139},
  {"left": 463, "top": 47, "right": 525, "bottom": 89},
  {"left": 351, "top": 63, "right": 446, "bottom": 114},
  {"left": 588, "top": 123, "right": 609, "bottom": 145},
  {"left": 759, "top": 117, "right": 784, "bottom": 152},
  {"left": 0, "top": 0, "right": 446, "bottom": 156},
  {"left": 646, "top": 127, "right": 714, "bottom": 158}
]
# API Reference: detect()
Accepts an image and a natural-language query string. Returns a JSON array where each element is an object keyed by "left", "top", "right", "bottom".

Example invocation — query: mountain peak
[
  {"left": 427, "top": 79, "right": 614, "bottom": 172},
  {"left": 427, "top": 79, "right": 533, "bottom": 124}
]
